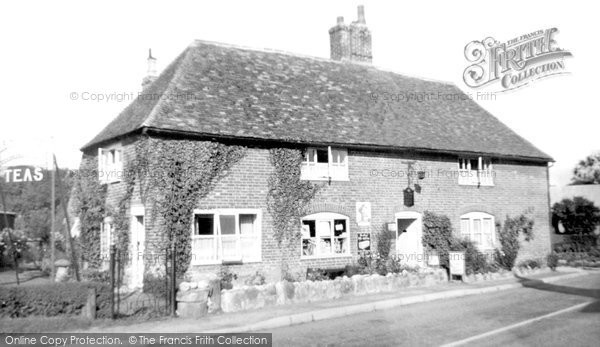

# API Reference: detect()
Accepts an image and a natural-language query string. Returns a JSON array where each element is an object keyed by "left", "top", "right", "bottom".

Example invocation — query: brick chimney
[
  {"left": 141, "top": 49, "right": 157, "bottom": 89},
  {"left": 329, "top": 5, "right": 372, "bottom": 63}
]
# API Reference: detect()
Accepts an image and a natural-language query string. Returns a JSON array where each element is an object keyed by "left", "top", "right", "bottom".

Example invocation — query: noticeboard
[
  {"left": 449, "top": 251, "right": 465, "bottom": 277},
  {"left": 357, "top": 232, "right": 371, "bottom": 252}
]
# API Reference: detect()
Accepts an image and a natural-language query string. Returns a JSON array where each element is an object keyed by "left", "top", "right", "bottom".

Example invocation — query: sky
[{"left": 0, "top": 0, "right": 597, "bottom": 188}]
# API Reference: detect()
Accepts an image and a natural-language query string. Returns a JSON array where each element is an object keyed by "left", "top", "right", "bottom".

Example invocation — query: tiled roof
[{"left": 83, "top": 40, "right": 552, "bottom": 161}]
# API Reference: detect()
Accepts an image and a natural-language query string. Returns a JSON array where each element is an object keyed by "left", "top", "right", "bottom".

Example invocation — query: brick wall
[{"left": 94, "top": 140, "right": 551, "bottom": 284}]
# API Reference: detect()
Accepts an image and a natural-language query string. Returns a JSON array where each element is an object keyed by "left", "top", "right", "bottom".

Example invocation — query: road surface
[{"left": 265, "top": 272, "right": 600, "bottom": 346}]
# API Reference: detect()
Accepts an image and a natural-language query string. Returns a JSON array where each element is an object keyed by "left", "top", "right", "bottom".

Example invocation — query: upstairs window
[
  {"left": 98, "top": 147, "right": 123, "bottom": 184},
  {"left": 301, "top": 147, "right": 348, "bottom": 181},
  {"left": 458, "top": 157, "right": 494, "bottom": 186},
  {"left": 460, "top": 212, "right": 495, "bottom": 250}
]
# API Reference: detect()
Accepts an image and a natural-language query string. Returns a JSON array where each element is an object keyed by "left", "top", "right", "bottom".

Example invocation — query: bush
[
  {"left": 547, "top": 252, "right": 559, "bottom": 271},
  {"left": 0, "top": 282, "right": 111, "bottom": 318},
  {"left": 244, "top": 271, "right": 266, "bottom": 286},
  {"left": 306, "top": 268, "right": 329, "bottom": 281},
  {"left": 375, "top": 228, "right": 395, "bottom": 260},
  {"left": 495, "top": 212, "right": 535, "bottom": 270},
  {"left": 143, "top": 275, "right": 169, "bottom": 298},
  {"left": 452, "top": 239, "right": 492, "bottom": 275},
  {"left": 81, "top": 269, "right": 110, "bottom": 283},
  {"left": 422, "top": 211, "right": 455, "bottom": 269},
  {"left": 219, "top": 266, "right": 238, "bottom": 290}
]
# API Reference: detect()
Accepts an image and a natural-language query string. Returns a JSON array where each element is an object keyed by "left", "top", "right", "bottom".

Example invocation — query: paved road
[{"left": 264, "top": 272, "right": 600, "bottom": 346}]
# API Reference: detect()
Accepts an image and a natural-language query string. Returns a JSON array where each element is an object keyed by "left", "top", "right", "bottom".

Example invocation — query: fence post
[
  {"left": 110, "top": 245, "right": 116, "bottom": 319},
  {"left": 171, "top": 241, "right": 176, "bottom": 317},
  {"left": 86, "top": 287, "right": 97, "bottom": 320}
]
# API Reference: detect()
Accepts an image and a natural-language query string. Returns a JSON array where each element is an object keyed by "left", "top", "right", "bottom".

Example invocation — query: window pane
[
  {"left": 318, "top": 238, "right": 332, "bottom": 254},
  {"left": 303, "top": 239, "right": 315, "bottom": 256},
  {"left": 460, "top": 218, "right": 470, "bottom": 237},
  {"left": 334, "top": 219, "right": 346, "bottom": 237},
  {"left": 334, "top": 238, "right": 347, "bottom": 254},
  {"left": 316, "top": 221, "right": 331, "bottom": 237},
  {"left": 195, "top": 214, "right": 214, "bottom": 235},
  {"left": 302, "top": 220, "right": 315, "bottom": 238},
  {"left": 316, "top": 149, "right": 328, "bottom": 163},
  {"left": 220, "top": 215, "right": 236, "bottom": 235},
  {"left": 239, "top": 214, "right": 256, "bottom": 235},
  {"left": 470, "top": 159, "right": 479, "bottom": 170}
]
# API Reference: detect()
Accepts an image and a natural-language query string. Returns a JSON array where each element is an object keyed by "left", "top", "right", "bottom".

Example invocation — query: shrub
[
  {"left": 375, "top": 228, "right": 395, "bottom": 260},
  {"left": 244, "top": 271, "right": 266, "bottom": 286},
  {"left": 143, "top": 275, "right": 169, "bottom": 298},
  {"left": 422, "top": 211, "right": 454, "bottom": 269},
  {"left": 218, "top": 266, "right": 238, "bottom": 290},
  {"left": 547, "top": 252, "right": 559, "bottom": 271},
  {"left": 452, "top": 239, "right": 491, "bottom": 275},
  {"left": 306, "top": 268, "right": 329, "bottom": 281},
  {"left": 81, "top": 269, "right": 110, "bottom": 283},
  {"left": 495, "top": 212, "right": 535, "bottom": 270},
  {"left": 517, "top": 259, "right": 542, "bottom": 269},
  {"left": 0, "top": 282, "right": 111, "bottom": 318}
]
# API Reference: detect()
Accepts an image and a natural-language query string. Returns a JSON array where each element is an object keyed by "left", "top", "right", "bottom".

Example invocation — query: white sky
[{"left": 0, "top": 0, "right": 597, "bottom": 187}]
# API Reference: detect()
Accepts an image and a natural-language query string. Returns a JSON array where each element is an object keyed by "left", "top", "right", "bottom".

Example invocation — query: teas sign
[{"left": 3, "top": 166, "right": 44, "bottom": 183}]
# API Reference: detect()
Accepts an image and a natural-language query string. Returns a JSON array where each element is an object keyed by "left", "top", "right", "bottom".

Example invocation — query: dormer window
[
  {"left": 301, "top": 147, "right": 348, "bottom": 181},
  {"left": 458, "top": 157, "right": 494, "bottom": 186},
  {"left": 98, "top": 146, "right": 123, "bottom": 184}
]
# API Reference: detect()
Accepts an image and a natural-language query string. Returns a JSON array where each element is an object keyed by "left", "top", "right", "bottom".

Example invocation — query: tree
[
  {"left": 552, "top": 197, "right": 600, "bottom": 235},
  {"left": 572, "top": 152, "right": 600, "bottom": 184}
]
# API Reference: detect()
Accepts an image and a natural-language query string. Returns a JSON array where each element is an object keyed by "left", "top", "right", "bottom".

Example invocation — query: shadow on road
[{"left": 516, "top": 274, "right": 600, "bottom": 313}]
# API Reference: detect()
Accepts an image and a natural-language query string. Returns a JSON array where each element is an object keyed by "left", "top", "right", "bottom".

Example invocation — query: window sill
[
  {"left": 301, "top": 253, "right": 352, "bottom": 260},
  {"left": 300, "top": 176, "right": 349, "bottom": 182}
]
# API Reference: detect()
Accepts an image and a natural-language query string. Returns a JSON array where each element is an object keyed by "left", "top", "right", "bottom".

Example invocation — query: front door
[
  {"left": 395, "top": 211, "right": 424, "bottom": 266},
  {"left": 130, "top": 214, "right": 145, "bottom": 289}
]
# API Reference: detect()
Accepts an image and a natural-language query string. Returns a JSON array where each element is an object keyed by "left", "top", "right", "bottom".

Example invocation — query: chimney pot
[
  {"left": 357, "top": 5, "right": 366, "bottom": 24},
  {"left": 337, "top": 16, "right": 344, "bottom": 25}
]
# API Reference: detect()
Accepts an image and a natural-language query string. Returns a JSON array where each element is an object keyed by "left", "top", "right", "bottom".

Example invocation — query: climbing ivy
[
  {"left": 72, "top": 155, "right": 107, "bottom": 269},
  {"left": 266, "top": 148, "right": 320, "bottom": 247},
  {"left": 130, "top": 137, "right": 246, "bottom": 277}
]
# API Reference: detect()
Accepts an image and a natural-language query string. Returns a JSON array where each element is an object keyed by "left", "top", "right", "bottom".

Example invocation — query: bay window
[
  {"left": 460, "top": 212, "right": 495, "bottom": 250},
  {"left": 301, "top": 212, "right": 350, "bottom": 258},
  {"left": 301, "top": 147, "right": 348, "bottom": 181},
  {"left": 191, "top": 209, "right": 261, "bottom": 265}
]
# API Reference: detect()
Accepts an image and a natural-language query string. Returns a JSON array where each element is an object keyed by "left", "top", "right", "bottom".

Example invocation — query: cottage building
[{"left": 80, "top": 6, "right": 552, "bottom": 288}]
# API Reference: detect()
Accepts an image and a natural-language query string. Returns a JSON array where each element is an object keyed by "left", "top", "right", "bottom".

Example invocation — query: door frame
[
  {"left": 394, "top": 211, "right": 424, "bottom": 265},
  {"left": 130, "top": 205, "right": 145, "bottom": 290}
]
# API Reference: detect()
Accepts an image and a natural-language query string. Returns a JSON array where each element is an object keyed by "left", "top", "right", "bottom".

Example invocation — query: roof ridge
[
  {"left": 191, "top": 39, "right": 455, "bottom": 87},
  {"left": 141, "top": 46, "right": 194, "bottom": 128}
]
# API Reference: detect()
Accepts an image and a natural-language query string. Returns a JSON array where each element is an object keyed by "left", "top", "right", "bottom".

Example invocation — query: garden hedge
[{"left": 0, "top": 282, "right": 111, "bottom": 318}]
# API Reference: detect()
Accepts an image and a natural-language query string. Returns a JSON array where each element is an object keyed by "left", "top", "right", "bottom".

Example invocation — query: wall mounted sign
[
  {"left": 357, "top": 232, "right": 371, "bottom": 252},
  {"left": 403, "top": 188, "right": 414, "bottom": 207},
  {"left": 356, "top": 202, "right": 372, "bottom": 226}
]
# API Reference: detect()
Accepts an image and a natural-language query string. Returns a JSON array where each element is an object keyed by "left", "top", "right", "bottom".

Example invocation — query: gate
[{"left": 109, "top": 244, "right": 177, "bottom": 318}]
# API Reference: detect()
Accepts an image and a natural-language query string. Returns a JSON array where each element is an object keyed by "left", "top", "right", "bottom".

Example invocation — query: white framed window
[
  {"left": 301, "top": 212, "right": 351, "bottom": 258},
  {"left": 98, "top": 146, "right": 124, "bottom": 184},
  {"left": 460, "top": 212, "right": 495, "bottom": 250},
  {"left": 301, "top": 147, "right": 349, "bottom": 181},
  {"left": 191, "top": 209, "right": 262, "bottom": 265},
  {"left": 457, "top": 157, "right": 494, "bottom": 186}
]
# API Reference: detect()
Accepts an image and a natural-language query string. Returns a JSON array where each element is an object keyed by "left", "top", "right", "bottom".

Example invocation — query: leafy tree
[
  {"left": 572, "top": 152, "right": 600, "bottom": 184},
  {"left": 422, "top": 211, "right": 454, "bottom": 269},
  {"left": 552, "top": 197, "right": 600, "bottom": 235}
]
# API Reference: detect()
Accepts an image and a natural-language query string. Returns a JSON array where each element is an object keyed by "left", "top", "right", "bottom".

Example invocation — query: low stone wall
[
  {"left": 220, "top": 269, "right": 448, "bottom": 313},
  {"left": 177, "top": 267, "right": 552, "bottom": 315}
]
